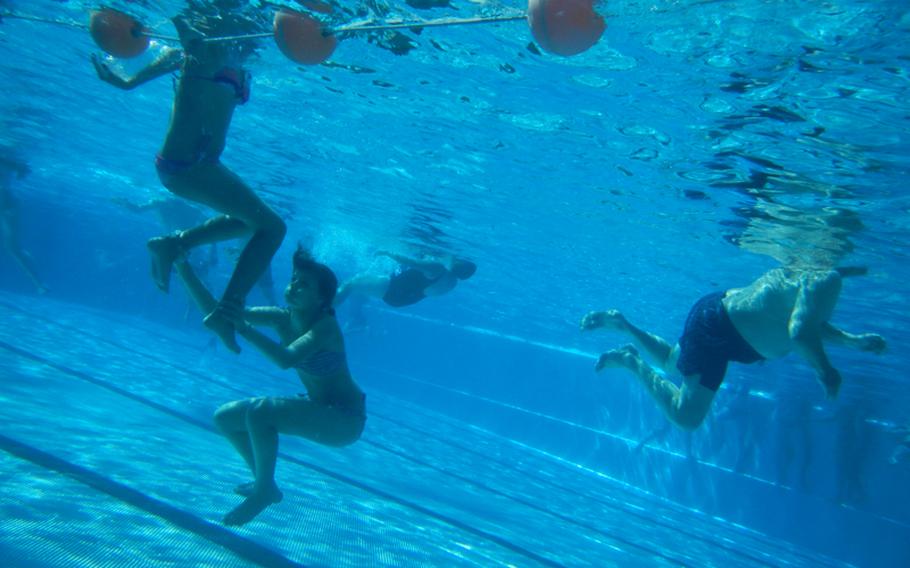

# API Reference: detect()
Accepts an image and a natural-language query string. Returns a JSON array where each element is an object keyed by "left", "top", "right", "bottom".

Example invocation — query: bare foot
[
  {"left": 147, "top": 235, "right": 182, "bottom": 293},
  {"left": 234, "top": 481, "right": 286, "bottom": 500},
  {"left": 595, "top": 344, "right": 640, "bottom": 372},
  {"left": 580, "top": 310, "right": 627, "bottom": 331},
  {"left": 204, "top": 308, "right": 241, "bottom": 354},
  {"left": 223, "top": 484, "right": 283, "bottom": 526}
]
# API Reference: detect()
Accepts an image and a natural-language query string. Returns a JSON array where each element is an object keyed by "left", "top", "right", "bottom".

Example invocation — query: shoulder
[{"left": 311, "top": 314, "right": 345, "bottom": 344}]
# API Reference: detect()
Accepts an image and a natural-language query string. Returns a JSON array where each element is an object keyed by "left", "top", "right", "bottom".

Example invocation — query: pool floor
[{"left": 0, "top": 292, "right": 850, "bottom": 567}]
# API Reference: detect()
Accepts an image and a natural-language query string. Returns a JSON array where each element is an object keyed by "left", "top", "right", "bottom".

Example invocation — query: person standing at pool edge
[
  {"left": 92, "top": 3, "right": 286, "bottom": 352},
  {"left": 581, "top": 267, "right": 886, "bottom": 431}
]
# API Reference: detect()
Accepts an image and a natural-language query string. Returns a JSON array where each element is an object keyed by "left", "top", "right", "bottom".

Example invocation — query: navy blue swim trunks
[
  {"left": 676, "top": 292, "right": 763, "bottom": 391},
  {"left": 382, "top": 269, "right": 436, "bottom": 307}
]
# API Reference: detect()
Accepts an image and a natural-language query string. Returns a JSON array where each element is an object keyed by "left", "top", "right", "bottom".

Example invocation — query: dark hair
[
  {"left": 451, "top": 259, "right": 477, "bottom": 280},
  {"left": 293, "top": 245, "right": 338, "bottom": 310}
]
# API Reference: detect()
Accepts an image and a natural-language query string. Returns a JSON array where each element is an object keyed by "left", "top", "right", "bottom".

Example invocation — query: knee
[
  {"left": 672, "top": 403, "right": 708, "bottom": 431},
  {"left": 259, "top": 211, "right": 286, "bottom": 245},
  {"left": 674, "top": 416, "right": 704, "bottom": 432},
  {"left": 213, "top": 400, "right": 246, "bottom": 432}
]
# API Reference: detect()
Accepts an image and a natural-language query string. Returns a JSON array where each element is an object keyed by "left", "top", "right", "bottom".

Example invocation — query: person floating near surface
[
  {"left": 175, "top": 245, "right": 366, "bottom": 526},
  {"left": 334, "top": 250, "right": 476, "bottom": 310},
  {"left": 0, "top": 153, "right": 47, "bottom": 294},
  {"left": 580, "top": 267, "right": 887, "bottom": 431},
  {"left": 92, "top": 2, "right": 286, "bottom": 352}
]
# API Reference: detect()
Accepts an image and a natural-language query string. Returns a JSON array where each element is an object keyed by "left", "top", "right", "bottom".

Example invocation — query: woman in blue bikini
[
  {"left": 175, "top": 245, "right": 366, "bottom": 526},
  {"left": 92, "top": 1, "right": 286, "bottom": 353}
]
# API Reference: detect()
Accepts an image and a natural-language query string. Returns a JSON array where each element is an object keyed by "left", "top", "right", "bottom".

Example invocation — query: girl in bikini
[
  {"left": 175, "top": 245, "right": 366, "bottom": 526},
  {"left": 92, "top": 2, "right": 285, "bottom": 352}
]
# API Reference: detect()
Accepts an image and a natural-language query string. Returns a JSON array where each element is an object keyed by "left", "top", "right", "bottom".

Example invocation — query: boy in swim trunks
[
  {"left": 333, "top": 250, "right": 476, "bottom": 325},
  {"left": 580, "top": 267, "right": 886, "bottom": 431}
]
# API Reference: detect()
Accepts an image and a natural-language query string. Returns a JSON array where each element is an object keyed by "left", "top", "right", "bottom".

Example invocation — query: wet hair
[
  {"left": 451, "top": 259, "right": 477, "bottom": 280},
  {"left": 293, "top": 245, "right": 338, "bottom": 311}
]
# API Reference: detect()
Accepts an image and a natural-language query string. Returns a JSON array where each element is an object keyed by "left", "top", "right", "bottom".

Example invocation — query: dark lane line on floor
[
  {"left": 0, "top": 340, "right": 564, "bottom": 568},
  {"left": 0, "top": 433, "right": 305, "bottom": 568}
]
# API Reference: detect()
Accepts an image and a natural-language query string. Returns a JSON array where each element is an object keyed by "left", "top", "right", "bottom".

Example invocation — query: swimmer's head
[
  {"left": 291, "top": 245, "right": 338, "bottom": 311},
  {"left": 452, "top": 259, "right": 477, "bottom": 280}
]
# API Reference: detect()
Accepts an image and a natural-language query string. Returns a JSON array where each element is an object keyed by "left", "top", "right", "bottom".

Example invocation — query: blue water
[{"left": 1, "top": 0, "right": 908, "bottom": 566}]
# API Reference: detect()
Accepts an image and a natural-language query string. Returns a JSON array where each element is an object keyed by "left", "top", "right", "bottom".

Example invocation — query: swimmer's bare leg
[
  {"left": 333, "top": 274, "right": 391, "bottom": 308},
  {"left": 596, "top": 344, "right": 713, "bottom": 430},
  {"left": 223, "top": 398, "right": 284, "bottom": 526},
  {"left": 147, "top": 233, "right": 183, "bottom": 293},
  {"left": 582, "top": 310, "right": 674, "bottom": 369}
]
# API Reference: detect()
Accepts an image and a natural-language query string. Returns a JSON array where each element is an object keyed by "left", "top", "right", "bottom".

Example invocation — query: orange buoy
[
  {"left": 273, "top": 10, "right": 337, "bottom": 65},
  {"left": 89, "top": 8, "right": 149, "bottom": 59},
  {"left": 527, "top": 0, "right": 605, "bottom": 56}
]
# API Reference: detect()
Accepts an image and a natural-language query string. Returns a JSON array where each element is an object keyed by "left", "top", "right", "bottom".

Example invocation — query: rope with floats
[{"left": 1, "top": 1, "right": 606, "bottom": 64}]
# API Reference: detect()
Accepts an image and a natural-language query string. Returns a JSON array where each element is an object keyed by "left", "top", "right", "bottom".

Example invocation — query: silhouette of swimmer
[
  {"left": 581, "top": 267, "right": 886, "bottom": 431},
  {"left": 92, "top": 3, "right": 285, "bottom": 353},
  {"left": 174, "top": 245, "right": 365, "bottom": 526},
  {"left": 0, "top": 154, "right": 47, "bottom": 294},
  {"left": 113, "top": 196, "right": 219, "bottom": 275},
  {"left": 889, "top": 422, "right": 910, "bottom": 466},
  {"left": 334, "top": 250, "right": 476, "bottom": 317}
]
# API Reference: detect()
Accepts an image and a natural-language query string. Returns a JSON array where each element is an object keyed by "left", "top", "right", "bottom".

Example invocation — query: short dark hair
[
  {"left": 293, "top": 245, "right": 338, "bottom": 310},
  {"left": 451, "top": 259, "right": 477, "bottom": 280}
]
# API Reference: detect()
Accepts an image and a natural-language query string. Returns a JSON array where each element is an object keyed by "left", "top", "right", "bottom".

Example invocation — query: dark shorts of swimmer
[
  {"left": 382, "top": 269, "right": 434, "bottom": 307},
  {"left": 676, "top": 291, "right": 763, "bottom": 391}
]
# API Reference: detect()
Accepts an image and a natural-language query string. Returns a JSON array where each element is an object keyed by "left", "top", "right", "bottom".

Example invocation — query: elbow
[{"left": 788, "top": 319, "right": 811, "bottom": 343}]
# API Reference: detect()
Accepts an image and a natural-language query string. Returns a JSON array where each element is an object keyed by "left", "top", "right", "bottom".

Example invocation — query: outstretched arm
[
  {"left": 111, "top": 196, "right": 158, "bottom": 214},
  {"left": 174, "top": 259, "right": 284, "bottom": 328},
  {"left": 174, "top": 258, "right": 217, "bottom": 314},
  {"left": 233, "top": 319, "right": 328, "bottom": 371},
  {"left": 91, "top": 47, "right": 183, "bottom": 90},
  {"left": 822, "top": 323, "right": 887, "bottom": 354}
]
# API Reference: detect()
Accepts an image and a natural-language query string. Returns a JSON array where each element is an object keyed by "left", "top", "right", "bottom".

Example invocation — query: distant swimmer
[
  {"left": 92, "top": 2, "right": 285, "bottom": 352},
  {"left": 174, "top": 245, "right": 365, "bottom": 526},
  {"left": 113, "top": 195, "right": 219, "bottom": 279},
  {"left": 334, "top": 249, "right": 476, "bottom": 313},
  {"left": 580, "top": 267, "right": 886, "bottom": 431},
  {"left": 890, "top": 422, "right": 910, "bottom": 466},
  {"left": 0, "top": 152, "right": 47, "bottom": 294}
]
